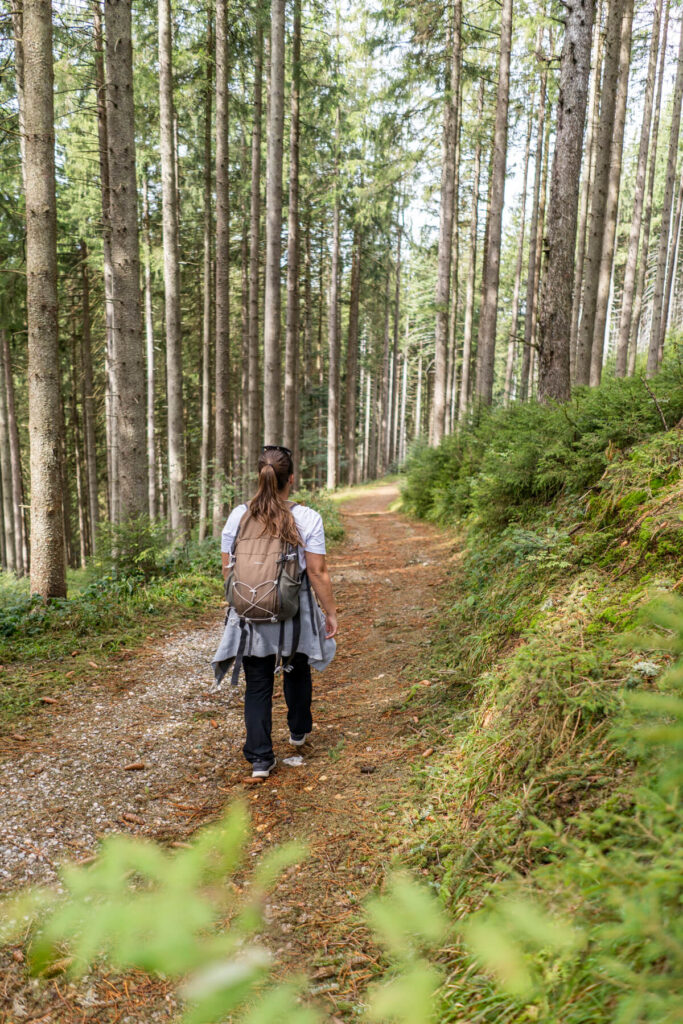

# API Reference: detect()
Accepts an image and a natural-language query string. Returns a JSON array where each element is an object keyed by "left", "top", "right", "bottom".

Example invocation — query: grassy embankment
[
  {"left": 0, "top": 490, "right": 343, "bottom": 726},
  {"left": 398, "top": 360, "right": 683, "bottom": 1022}
]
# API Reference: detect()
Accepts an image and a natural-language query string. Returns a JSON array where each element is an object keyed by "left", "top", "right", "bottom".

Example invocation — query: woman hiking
[{"left": 212, "top": 445, "right": 337, "bottom": 779}]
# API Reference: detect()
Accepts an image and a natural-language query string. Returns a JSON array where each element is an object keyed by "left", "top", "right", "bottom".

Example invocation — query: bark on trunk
[
  {"left": 141, "top": 177, "right": 157, "bottom": 521},
  {"left": 199, "top": 7, "right": 213, "bottom": 540},
  {"left": 503, "top": 102, "right": 533, "bottom": 405},
  {"left": 537, "top": 0, "right": 596, "bottom": 403},
  {"left": 345, "top": 227, "right": 362, "bottom": 485},
  {"left": 589, "top": 0, "right": 634, "bottom": 385},
  {"left": 389, "top": 224, "right": 402, "bottom": 464},
  {"left": 661, "top": 168, "right": 683, "bottom": 352},
  {"left": 0, "top": 333, "right": 16, "bottom": 571},
  {"left": 248, "top": 23, "right": 263, "bottom": 476},
  {"left": 158, "top": 0, "right": 186, "bottom": 538},
  {"left": 12, "top": 1, "right": 27, "bottom": 187},
  {"left": 432, "top": 0, "right": 462, "bottom": 443},
  {"left": 326, "top": 106, "right": 341, "bottom": 489},
  {"left": 647, "top": 9, "right": 683, "bottom": 376},
  {"left": 446, "top": 86, "right": 462, "bottom": 430},
  {"left": 284, "top": 0, "right": 301, "bottom": 471},
  {"left": 629, "top": 0, "right": 669, "bottom": 375},
  {"left": 575, "top": 0, "right": 626, "bottom": 384},
  {"left": 24, "top": 0, "right": 66, "bottom": 597},
  {"left": 263, "top": 0, "right": 285, "bottom": 443},
  {"left": 570, "top": 0, "right": 604, "bottom": 378},
  {"left": 520, "top": 56, "right": 547, "bottom": 401},
  {"left": 104, "top": 0, "right": 148, "bottom": 521},
  {"left": 3, "top": 333, "right": 27, "bottom": 574},
  {"left": 459, "top": 80, "right": 485, "bottom": 419},
  {"left": 213, "top": 0, "right": 231, "bottom": 535},
  {"left": 70, "top": 325, "right": 88, "bottom": 567},
  {"left": 614, "top": 0, "right": 662, "bottom": 375},
  {"left": 79, "top": 241, "right": 99, "bottom": 550},
  {"left": 93, "top": 1, "right": 117, "bottom": 521},
  {"left": 475, "top": 0, "right": 513, "bottom": 405}
]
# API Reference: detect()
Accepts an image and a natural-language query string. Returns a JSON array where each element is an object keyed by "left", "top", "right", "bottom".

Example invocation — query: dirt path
[{"left": 0, "top": 485, "right": 453, "bottom": 1022}]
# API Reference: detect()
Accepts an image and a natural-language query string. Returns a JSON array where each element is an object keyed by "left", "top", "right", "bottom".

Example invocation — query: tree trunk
[
  {"left": 447, "top": 88, "right": 462, "bottom": 431},
  {"left": 389, "top": 224, "right": 402, "bottom": 464},
  {"left": 3, "top": 333, "right": 27, "bottom": 574},
  {"left": 12, "top": 1, "right": 27, "bottom": 187},
  {"left": 575, "top": 0, "right": 626, "bottom": 384},
  {"left": 0, "top": 333, "right": 16, "bottom": 572},
  {"left": 284, "top": 0, "right": 301, "bottom": 470},
  {"left": 520, "top": 53, "right": 547, "bottom": 400},
  {"left": 459, "top": 80, "right": 485, "bottom": 419},
  {"left": 213, "top": 0, "right": 231, "bottom": 534},
  {"left": 614, "top": 0, "right": 662, "bottom": 375},
  {"left": 647, "top": 10, "right": 683, "bottom": 376},
  {"left": 79, "top": 241, "right": 99, "bottom": 550},
  {"left": 537, "top": 0, "right": 596, "bottom": 403},
  {"left": 104, "top": 0, "right": 148, "bottom": 521},
  {"left": 629, "top": 0, "right": 669, "bottom": 375},
  {"left": 432, "top": 0, "right": 462, "bottom": 443},
  {"left": 345, "top": 227, "right": 362, "bottom": 484},
  {"left": 661, "top": 167, "right": 683, "bottom": 353},
  {"left": 475, "top": 0, "right": 513, "bottom": 405},
  {"left": 503, "top": 102, "right": 533, "bottom": 405},
  {"left": 240, "top": 135, "right": 250, "bottom": 492},
  {"left": 589, "top": 0, "right": 634, "bottom": 385},
  {"left": 198, "top": 7, "right": 213, "bottom": 539},
  {"left": 24, "top": 0, "right": 66, "bottom": 597},
  {"left": 248, "top": 22, "right": 263, "bottom": 476},
  {"left": 263, "top": 0, "right": 285, "bottom": 443},
  {"left": 158, "top": 0, "right": 186, "bottom": 538},
  {"left": 379, "top": 268, "right": 392, "bottom": 459},
  {"left": 326, "top": 105, "right": 341, "bottom": 490},
  {"left": 570, "top": 0, "right": 604, "bottom": 378},
  {"left": 70, "top": 324, "right": 88, "bottom": 567},
  {"left": 93, "top": 1, "right": 117, "bottom": 521},
  {"left": 141, "top": 177, "right": 157, "bottom": 521}
]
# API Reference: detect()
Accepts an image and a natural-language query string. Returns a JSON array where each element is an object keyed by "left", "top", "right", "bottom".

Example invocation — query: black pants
[{"left": 242, "top": 653, "right": 312, "bottom": 764}]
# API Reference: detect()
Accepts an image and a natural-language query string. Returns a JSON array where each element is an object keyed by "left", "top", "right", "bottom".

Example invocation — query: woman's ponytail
[{"left": 248, "top": 449, "right": 300, "bottom": 547}]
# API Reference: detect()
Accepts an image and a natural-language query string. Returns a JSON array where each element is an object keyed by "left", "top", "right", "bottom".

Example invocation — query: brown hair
[{"left": 248, "top": 448, "right": 300, "bottom": 547}]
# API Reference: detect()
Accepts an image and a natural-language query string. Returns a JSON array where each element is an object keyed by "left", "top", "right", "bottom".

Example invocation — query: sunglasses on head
[{"left": 262, "top": 444, "right": 292, "bottom": 458}]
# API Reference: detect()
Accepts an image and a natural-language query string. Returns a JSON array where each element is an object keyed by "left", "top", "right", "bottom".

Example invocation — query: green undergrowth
[
  {"left": 0, "top": 492, "right": 343, "bottom": 726},
  {"left": 401, "top": 424, "right": 683, "bottom": 1022},
  {"left": 402, "top": 355, "right": 683, "bottom": 530}
]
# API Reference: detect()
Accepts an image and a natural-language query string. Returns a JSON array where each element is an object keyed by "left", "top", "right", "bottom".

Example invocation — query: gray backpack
[{"left": 225, "top": 503, "right": 312, "bottom": 685}]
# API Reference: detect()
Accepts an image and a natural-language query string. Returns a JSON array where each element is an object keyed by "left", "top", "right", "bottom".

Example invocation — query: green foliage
[
  {"left": 0, "top": 807, "right": 447, "bottom": 1024},
  {"left": 403, "top": 423, "right": 683, "bottom": 1023},
  {"left": 291, "top": 488, "right": 346, "bottom": 544},
  {"left": 454, "top": 596, "right": 683, "bottom": 1024},
  {"left": 401, "top": 359, "right": 683, "bottom": 530}
]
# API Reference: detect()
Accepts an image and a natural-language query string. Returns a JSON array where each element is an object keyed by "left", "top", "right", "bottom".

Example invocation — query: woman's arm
[
  {"left": 304, "top": 552, "right": 338, "bottom": 638},
  {"left": 221, "top": 552, "right": 231, "bottom": 580}
]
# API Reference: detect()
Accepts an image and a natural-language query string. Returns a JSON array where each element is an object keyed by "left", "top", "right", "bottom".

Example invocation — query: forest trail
[{"left": 0, "top": 484, "right": 454, "bottom": 1022}]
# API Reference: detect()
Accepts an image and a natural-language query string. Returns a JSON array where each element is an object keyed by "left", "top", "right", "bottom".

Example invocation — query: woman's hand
[{"left": 324, "top": 612, "right": 338, "bottom": 639}]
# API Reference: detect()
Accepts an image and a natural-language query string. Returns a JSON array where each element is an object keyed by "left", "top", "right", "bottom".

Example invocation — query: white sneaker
[
  {"left": 251, "top": 757, "right": 277, "bottom": 779},
  {"left": 289, "top": 732, "right": 311, "bottom": 747}
]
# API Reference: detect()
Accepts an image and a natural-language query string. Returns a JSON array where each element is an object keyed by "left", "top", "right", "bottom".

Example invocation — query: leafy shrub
[{"left": 402, "top": 357, "right": 683, "bottom": 530}]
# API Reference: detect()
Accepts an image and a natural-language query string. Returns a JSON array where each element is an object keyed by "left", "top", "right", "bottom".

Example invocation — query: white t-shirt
[{"left": 221, "top": 502, "right": 326, "bottom": 570}]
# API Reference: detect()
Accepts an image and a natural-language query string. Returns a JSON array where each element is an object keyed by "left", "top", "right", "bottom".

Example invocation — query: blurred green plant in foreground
[{"left": 0, "top": 802, "right": 447, "bottom": 1023}]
